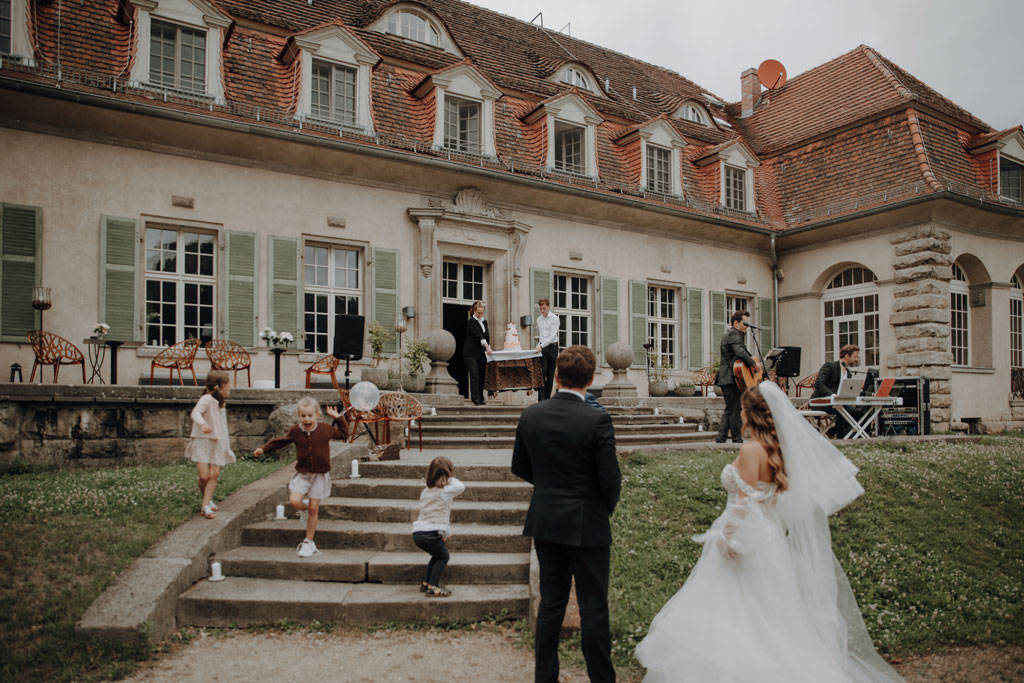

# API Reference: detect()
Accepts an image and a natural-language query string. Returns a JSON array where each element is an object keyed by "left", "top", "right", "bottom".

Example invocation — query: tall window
[
  {"left": 444, "top": 96, "right": 481, "bottom": 154},
  {"left": 725, "top": 165, "right": 746, "bottom": 211},
  {"left": 150, "top": 20, "right": 206, "bottom": 93},
  {"left": 0, "top": 0, "right": 11, "bottom": 55},
  {"left": 386, "top": 10, "right": 440, "bottom": 46},
  {"left": 145, "top": 227, "right": 215, "bottom": 346},
  {"left": 647, "top": 286, "right": 677, "bottom": 367},
  {"left": 442, "top": 261, "right": 484, "bottom": 303},
  {"left": 950, "top": 263, "right": 970, "bottom": 366},
  {"left": 725, "top": 294, "right": 751, "bottom": 345},
  {"left": 823, "top": 267, "right": 879, "bottom": 366},
  {"left": 561, "top": 67, "right": 589, "bottom": 90},
  {"left": 1001, "top": 157, "right": 1023, "bottom": 200},
  {"left": 1011, "top": 274, "right": 1023, "bottom": 369},
  {"left": 554, "top": 274, "right": 590, "bottom": 349},
  {"left": 554, "top": 121, "right": 585, "bottom": 175},
  {"left": 310, "top": 60, "right": 356, "bottom": 125},
  {"left": 646, "top": 144, "right": 671, "bottom": 194},
  {"left": 303, "top": 245, "right": 361, "bottom": 354}
]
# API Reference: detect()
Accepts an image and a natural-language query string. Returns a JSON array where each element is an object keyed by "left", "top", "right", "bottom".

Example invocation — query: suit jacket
[
  {"left": 715, "top": 327, "right": 755, "bottom": 386},
  {"left": 463, "top": 317, "right": 489, "bottom": 360},
  {"left": 511, "top": 392, "right": 621, "bottom": 547},
  {"left": 812, "top": 360, "right": 867, "bottom": 399}
]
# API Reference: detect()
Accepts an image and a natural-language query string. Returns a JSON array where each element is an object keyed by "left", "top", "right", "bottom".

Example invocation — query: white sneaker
[{"left": 296, "top": 539, "right": 320, "bottom": 557}]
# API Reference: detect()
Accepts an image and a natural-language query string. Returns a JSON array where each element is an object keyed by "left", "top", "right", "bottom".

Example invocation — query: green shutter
[
  {"left": 372, "top": 247, "right": 399, "bottom": 355},
  {"left": 269, "top": 236, "right": 300, "bottom": 339},
  {"left": 99, "top": 215, "right": 139, "bottom": 342},
  {"left": 629, "top": 280, "right": 647, "bottom": 367},
  {"left": 687, "top": 287, "right": 703, "bottom": 370},
  {"left": 225, "top": 231, "right": 258, "bottom": 347},
  {"left": 1, "top": 204, "right": 41, "bottom": 340},
  {"left": 600, "top": 276, "right": 619, "bottom": 365},
  {"left": 758, "top": 296, "right": 774, "bottom": 355},
  {"left": 711, "top": 290, "right": 727, "bottom": 353}
]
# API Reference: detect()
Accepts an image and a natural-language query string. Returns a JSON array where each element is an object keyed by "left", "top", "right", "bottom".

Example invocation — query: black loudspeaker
[
  {"left": 333, "top": 314, "right": 364, "bottom": 360},
  {"left": 773, "top": 346, "right": 802, "bottom": 377}
]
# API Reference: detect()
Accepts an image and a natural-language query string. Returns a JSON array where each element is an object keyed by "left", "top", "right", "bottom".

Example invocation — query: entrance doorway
[{"left": 441, "top": 260, "right": 486, "bottom": 399}]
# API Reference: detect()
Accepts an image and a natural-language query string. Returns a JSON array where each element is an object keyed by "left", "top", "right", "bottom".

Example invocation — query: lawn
[
  {"left": 0, "top": 454, "right": 288, "bottom": 682},
  {"left": 561, "top": 435, "right": 1024, "bottom": 674}
]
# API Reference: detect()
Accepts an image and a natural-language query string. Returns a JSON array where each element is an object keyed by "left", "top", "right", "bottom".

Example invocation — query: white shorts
[{"left": 288, "top": 472, "right": 331, "bottom": 501}]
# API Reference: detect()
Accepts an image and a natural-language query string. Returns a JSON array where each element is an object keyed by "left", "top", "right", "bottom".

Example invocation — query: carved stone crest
[{"left": 428, "top": 188, "right": 507, "bottom": 219}]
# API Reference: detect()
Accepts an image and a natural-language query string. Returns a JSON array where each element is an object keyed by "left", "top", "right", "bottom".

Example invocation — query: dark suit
[
  {"left": 812, "top": 360, "right": 866, "bottom": 438},
  {"left": 463, "top": 316, "right": 489, "bottom": 404},
  {"left": 511, "top": 392, "right": 621, "bottom": 683},
  {"left": 715, "top": 326, "right": 755, "bottom": 442}
]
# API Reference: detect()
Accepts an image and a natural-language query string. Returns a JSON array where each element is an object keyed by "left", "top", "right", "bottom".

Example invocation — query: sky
[{"left": 467, "top": 0, "right": 1022, "bottom": 130}]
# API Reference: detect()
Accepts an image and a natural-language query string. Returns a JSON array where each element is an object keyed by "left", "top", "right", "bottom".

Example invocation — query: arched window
[
  {"left": 560, "top": 67, "right": 590, "bottom": 90},
  {"left": 950, "top": 263, "right": 970, "bottom": 366},
  {"left": 1011, "top": 273, "right": 1022, "bottom": 369},
  {"left": 680, "top": 104, "right": 704, "bottom": 124},
  {"left": 823, "top": 267, "right": 879, "bottom": 366},
  {"left": 386, "top": 10, "right": 440, "bottom": 46}
]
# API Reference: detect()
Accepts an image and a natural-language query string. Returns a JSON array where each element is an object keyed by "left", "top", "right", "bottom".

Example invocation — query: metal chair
[
  {"left": 150, "top": 338, "right": 201, "bottom": 385},
  {"left": 305, "top": 354, "right": 341, "bottom": 391},
  {"left": 795, "top": 371, "right": 818, "bottom": 397},
  {"left": 339, "top": 388, "right": 390, "bottom": 444},
  {"left": 379, "top": 391, "right": 424, "bottom": 451},
  {"left": 26, "top": 330, "right": 86, "bottom": 383},
  {"left": 205, "top": 339, "right": 252, "bottom": 387}
]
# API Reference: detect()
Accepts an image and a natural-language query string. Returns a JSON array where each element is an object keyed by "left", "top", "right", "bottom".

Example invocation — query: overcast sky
[{"left": 469, "top": 0, "right": 1022, "bottom": 130}]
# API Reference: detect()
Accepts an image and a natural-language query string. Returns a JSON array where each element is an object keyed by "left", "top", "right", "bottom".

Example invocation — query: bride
[{"left": 635, "top": 382, "right": 902, "bottom": 682}]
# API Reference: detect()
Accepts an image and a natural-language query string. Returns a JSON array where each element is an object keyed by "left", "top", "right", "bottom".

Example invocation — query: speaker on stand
[
  {"left": 763, "top": 346, "right": 801, "bottom": 392},
  {"left": 333, "top": 314, "right": 365, "bottom": 390}
]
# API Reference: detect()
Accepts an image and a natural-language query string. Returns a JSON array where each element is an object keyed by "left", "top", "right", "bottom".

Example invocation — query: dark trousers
[
  {"left": 716, "top": 383, "right": 743, "bottom": 441},
  {"left": 412, "top": 531, "right": 450, "bottom": 587},
  {"left": 533, "top": 538, "right": 615, "bottom": 683},
  {"left": 464, "top": 355, "right": 485, "bottom": 403},
  {"left": 538, "top": 344, "right": 558, "bottom": 401}
]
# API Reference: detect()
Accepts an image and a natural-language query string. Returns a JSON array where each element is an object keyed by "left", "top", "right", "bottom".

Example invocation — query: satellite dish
[{"left": 758, "top": 59, "right": 787, "bottom": 90}]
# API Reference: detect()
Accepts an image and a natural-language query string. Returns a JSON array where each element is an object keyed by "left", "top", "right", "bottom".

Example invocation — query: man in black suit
[
  {"left": 811, "top": 343, "right": 866, "bottom": 438},
  {"left": 715, "top": 310, "right": 759, "bottom": 443},
  {"left": 511, "top": 345, "right": 621, "bottom": 683},
  {"left": 463, "top": 300, "right": 492, "bottom": 405}
]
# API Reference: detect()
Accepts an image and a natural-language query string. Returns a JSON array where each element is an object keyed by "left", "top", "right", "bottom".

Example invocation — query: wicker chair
[
  {"left": 26, "top": 330, "right": 86, "bottom": 383},
  {"left": 379, "top": 391, "right": 424, "bottom": 452},
  {"left": 305, "top": 354, "right": 341, "bottom": 391},
  {"left": 694, "top": 367, "right": 717, "bottom": 396},
  {"left": 339, "top": 388, "right": 390, "bottom": 444},
  {"left": 150, "top": 338, "right": 201, "bottom": 385},
  {"left": 205, "top": 339, "right": 252, "bottom": 387},
  {"left": 795, "top": 371, "right": 818, "bottom": 397}
]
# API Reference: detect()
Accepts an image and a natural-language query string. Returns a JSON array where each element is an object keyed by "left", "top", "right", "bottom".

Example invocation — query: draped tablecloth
[{"left": 484, "top": 349, "right": 543, "bottom": 393}]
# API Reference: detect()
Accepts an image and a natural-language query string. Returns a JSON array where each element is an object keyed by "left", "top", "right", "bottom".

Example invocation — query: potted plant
[
  {"left": 672, "top": 373, "right": 695, "bottom": 397},
  {"left": 648, "top": 352, "right": 671, "bottom": 397},
  {"left": 401, "top": 337, "right": 431, "bottom": 392},
  {"left": 361, "top": 320, "right": 393, "bottom": 388}
]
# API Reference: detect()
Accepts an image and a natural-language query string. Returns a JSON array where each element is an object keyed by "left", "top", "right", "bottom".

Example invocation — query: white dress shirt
[
  {"left": 474, "top": 315, "right": 488, "bottom": 347},
  {"left": 536, "top": 312, "right": 560, "bottom": 348}
]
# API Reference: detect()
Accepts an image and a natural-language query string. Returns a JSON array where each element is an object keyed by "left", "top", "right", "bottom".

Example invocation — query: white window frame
[
  {"left": 646, "top": 144, "right": 672, "bottom": 194},
  {"left": 291, "top": 25, "right": 377, "bottom": 134},
  {"left": 724, "top": 165, "right": 747, "bottom": 212},
  {"left": 419, "top": 64, "right": 499, "bottom": 158},
  {"left": 704, "top": 143, "right": 758, "bottom": 214},
  {"left": 554, "top": 273, "right": 592, "bottom": 350},
  {"left": 441, "top": 260, "right": 486, "bottom": 305},
  {"left": 677, "top": 103, "right": 707, "bottom": 125},
  {"left": 534, "top": 93, "right": 600, "bottom": 177},
  {"left": 387, "top": 9, "right": 440, "bottom": 46},
  {"left": 1010, "top": 274, "right": 1022, "bottom": 369},
  {"left": 647, "top": 285, "right": 679, "bottom": 369},
  {"left": 144, "top": 225, "right": 218, "bottom": 347},
  {"left": 1000, "top": 155, "right": 1023, "bottom": 201},
  {"left": 2, "top": 0, "right": 34, "bottom": 63},
  {"left": 148, "top": 18, "right": 208, "bottom": 94},
  {"left": 950, "top": 263, "right": 971, "bottom": 367},
  {"left": 822, "top": 268, "right": 880, "bottom": 367},
  {"left": 561, "top": 67, "right": 589, "bottom": 90},
  {"left": 309, "top": 58, "right": 358, "bottom": 125},
  {"left": 443, "top": 94, "right": 482, "bottom": 155},
  {"left": 302, "top": 243, "right": 363, "bottom": 355},
  {"left": 554, "top": 120, "right": 586, "bottom": 175},
  {"left": 370, "top": 3, "right": 463, "bottom": 56}
]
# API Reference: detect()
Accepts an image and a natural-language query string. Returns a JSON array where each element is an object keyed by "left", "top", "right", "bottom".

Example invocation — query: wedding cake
[{"left": 503, "top": 322, "right": 522, "bottom": 350}]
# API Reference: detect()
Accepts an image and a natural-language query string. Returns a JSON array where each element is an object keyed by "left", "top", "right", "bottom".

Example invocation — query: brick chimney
[{"left": 740, "top": 68, "right": 760, "bottom": 118}]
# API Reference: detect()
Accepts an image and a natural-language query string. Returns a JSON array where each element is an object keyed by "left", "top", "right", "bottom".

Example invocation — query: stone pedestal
[
  {"left": 601, "top": 341, "right": 638, "bottom": 398},
  {"left": 424, "top": 329, "right": 459, "bottom": 395}
]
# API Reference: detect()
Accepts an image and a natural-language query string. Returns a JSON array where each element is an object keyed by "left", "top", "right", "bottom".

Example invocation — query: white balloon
[{"left": 349, "top": 381, "right": 381, "bottom": 411}]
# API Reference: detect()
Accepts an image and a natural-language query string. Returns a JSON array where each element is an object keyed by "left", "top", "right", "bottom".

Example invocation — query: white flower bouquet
[
  {"left": 260, "top": 327, "right": 294, "bottom": 348},
  {"left": 92, "top": 323, "right": 110, "bottom": 337}
]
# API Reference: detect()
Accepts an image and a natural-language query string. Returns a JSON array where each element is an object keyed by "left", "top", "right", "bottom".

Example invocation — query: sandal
[
  {"left": 420, "top": 582, "right": 429, "bottom": 593},
  {"left": 202, "top": 504, "right": 216, "bottom": 519},
  {"left": 426, "top": 585, "right": 451, "bottom": 598}
]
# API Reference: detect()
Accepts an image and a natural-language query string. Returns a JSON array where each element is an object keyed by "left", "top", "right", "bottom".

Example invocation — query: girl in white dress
[
  {"left": 636, "top": 382, "right": 902, "bottom": 682},
  {"left": 185, "top": 371, "right": 236, "bottom": 518}
]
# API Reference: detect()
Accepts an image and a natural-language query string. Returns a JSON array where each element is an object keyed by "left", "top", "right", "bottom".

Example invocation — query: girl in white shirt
[
  {"left": 185, "top": 371, "right": 235, "bottom": 518},
  {"left": 412, "top": 456, "right": 465, "bottom": 597}
]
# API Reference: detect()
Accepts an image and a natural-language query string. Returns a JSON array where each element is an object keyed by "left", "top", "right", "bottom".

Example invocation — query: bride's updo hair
[{"left": 741, "top": 386, "right": 788, "bottom": 492}]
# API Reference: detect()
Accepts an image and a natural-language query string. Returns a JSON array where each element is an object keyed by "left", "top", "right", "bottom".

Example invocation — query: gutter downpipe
[{"left": 770, "top": 233, "right": 779, "bottom": 351}]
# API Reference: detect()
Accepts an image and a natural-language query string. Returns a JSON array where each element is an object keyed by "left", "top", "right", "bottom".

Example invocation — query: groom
[{"left": 511, "top": 345, "right": 621, "bottom": 683}]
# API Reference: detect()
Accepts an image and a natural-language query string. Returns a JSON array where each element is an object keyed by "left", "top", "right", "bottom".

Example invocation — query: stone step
[
  {"left": 419, "top": 432, "right": 716, "bottom": 449},
  {"left": 421, "top": 414, "right": 695, "bottom": 426},
  {"left": 215, "top": 547, "right": 530, "bottom": 584},
  {"left": 241, "top": 519, "right": 532, "bottom": 553},
  {"left": 418, "top": 422, "right": 698, "bottom": 435},
  {"left": 177, "top": 577, "right": 529, "bottom": 627},
  {"left": 356, "top": 462, "right": 520, "bottom": 482},
  {"left": 334, "top": 478, "right": 532, "bottom": 502},
  {"left": 319, "top": 497, "right": 528, "bottom": 525}
]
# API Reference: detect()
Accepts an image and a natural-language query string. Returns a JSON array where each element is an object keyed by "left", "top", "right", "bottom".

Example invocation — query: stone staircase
[{"left": 176, "top": 461, "right": 532, "bottom": 627}]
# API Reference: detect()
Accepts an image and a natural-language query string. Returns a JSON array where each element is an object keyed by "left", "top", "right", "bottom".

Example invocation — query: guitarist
[{"left": 714, "top": 310, "right": 760, "bottom": 443}]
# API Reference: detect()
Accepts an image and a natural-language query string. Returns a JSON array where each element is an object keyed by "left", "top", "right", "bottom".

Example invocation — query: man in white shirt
[{"left": 535, "top": 298, "right": 560, "bottom": 401}]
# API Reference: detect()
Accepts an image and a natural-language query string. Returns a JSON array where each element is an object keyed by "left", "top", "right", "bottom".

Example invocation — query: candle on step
[
  {"left": 275, "top": 504, "right": 285, "bottom": 520},
  {"left": 351, "top": 459, "right": 361, "bottom": 478},
  {"left": 654, "top": 407, "right": 660, "bottom": 415},
  {"left": 430, "top": 406, "right": 437, "bottom": 416},
  {"left": 209, "top": 561, "right": 225, "bottom": 581},
  {"left": 679, "top": 416, "right": 684, "bottom": 424}
]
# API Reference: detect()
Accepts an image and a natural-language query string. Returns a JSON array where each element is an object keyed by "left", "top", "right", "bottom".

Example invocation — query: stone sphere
[
  {"left": 349, "top": 381, "right": 381, "bottom": 411},
  {"left": 606, "top": 341, "right": 634, "bottom": 370},
  {"left": 426, "top": 329, "right": 456, "bottom": 362}
]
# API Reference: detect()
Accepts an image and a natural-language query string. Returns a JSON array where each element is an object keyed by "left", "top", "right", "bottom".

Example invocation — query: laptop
[{"left": 836, "top": 377, "right": 864, "bottom": 399}]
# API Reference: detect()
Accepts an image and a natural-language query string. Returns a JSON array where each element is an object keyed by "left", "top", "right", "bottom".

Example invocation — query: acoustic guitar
[{"left": 733, "top": 357, "right": 764, "bottom": 392}]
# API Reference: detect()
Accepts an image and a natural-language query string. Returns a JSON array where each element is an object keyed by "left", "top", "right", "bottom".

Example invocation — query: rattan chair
[
  {"left": 339, "top": 388, "right": 390, "bottom": 444},
  {"left": 26, "top": 330, "right": 86, "bottom": 383},
  {"left": 150, "top": 338, "right": 201, "bottom": 385},
  {"left": 205, "top": 339, "right": 252, "bottom": 387},
  {"left": 379, "top": 391, "right": 424, "bottom": 452},
  {"left": 305, "top": 354, "right": 341, "bottom": 391},
  {"left": 694, "top": 367, "right": 716, "bottom": 397},
  {"left": 795, "top": 371, "right": 818, "bottom": 397}
]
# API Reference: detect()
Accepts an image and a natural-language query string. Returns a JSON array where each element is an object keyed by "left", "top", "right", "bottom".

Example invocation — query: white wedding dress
[{"left": 636, "top": 383, "right": 902, "bottom": 682}]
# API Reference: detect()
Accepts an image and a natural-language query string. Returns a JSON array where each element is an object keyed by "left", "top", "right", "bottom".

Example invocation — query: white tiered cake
[{"left": 503, "top": 322, "right": 522, "bottom": 350}]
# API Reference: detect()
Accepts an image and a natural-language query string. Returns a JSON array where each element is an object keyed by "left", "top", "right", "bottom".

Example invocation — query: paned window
[
  {"left": 441, "top": 261, "right": 484, "bottom": 303},
  {"left": 725, "top": 165, "right": 746, "bottom": 211},
  {"left": 561, "top": 68, "right": 589, "bottom": 90},
  {"left": 680, "top": 105, "right": 704, "bottom": 124},
  {"left": 554, "top": 121, "right": 585, "bottom": 175},
  {"left": 554, "top": 274, "right": 590, "bottom": 349},
  {"left": 823, "top": 267, "right": 879, "bottom": 366},
  {"left": 1011, "top": 274, "right": 1022, "bottom": 369},
  {"left": 950, "top": 263, "right": 970, "bottom": 366},
  {"left": 0, "top": 0, "right": 11, "bottom": 55},
  {"left": 387, "top": 10, "right": 439, "bottom": 46},
  {"left": 647, "top": 286, "right": 677, "bottom": 368},
  {"left": 303, "top": 245, "right": 361, "bottom": 354},
  {"left": 149, "top": 19, "right": 206, "bottom": 93},
  {"left": 310, "top": 60, "right": 356, "bottom": 125},
  {"left": 145, "top": 227, "right": 215, "bottom": 346},
  {"left": 646, "top": 144, "right": 671, "bottom": 194},
  {"left": 1001, "top": 157, "right": 1023, "bottom": 200},
  {"left": 444, "top": 96, "right": 481, "bottom": 154}
]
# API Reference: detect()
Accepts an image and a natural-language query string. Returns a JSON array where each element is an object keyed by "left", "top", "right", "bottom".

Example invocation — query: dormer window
[
  {"left": 554, "top": 121, "right": 585, "bottom": 174},
  {"left": 1, "top": 0, "right": 11, "bottom": 54},
  {"left": 725, "top": 166, "right": 746, "bottom": 211},
  {"left": 444, "top": 96, "right": 481, "bottom": 154},
  {"left": 150, "top": 20, "right": 206, "bottom": 93},
  {"left": 619, "top": 118, "right": 685, "bottom": 196},
  {"left": 387, "top": 10, "right": 439, "bottom": 47},
  {"left": 561, "top": 67, "right": 589, "bottom": 90},
  {"left": 693, "top": 141, "right": 759, "bottom": 213},
  {"left": 680, "top": 105, "right": 704, "bottom": 124},
  {"left": 1001, "top": 156, "right": 1023, "bottom": 200},
  {"left": 527, "top": 92, "right": 601, "bottom": 177},
  {"left": 647, "top": 144, "right": 671, "bottom": 194},
  {"left": 311, "top": 60, "right": 356, "bottom": 124},
  {"left": 548, "top": 62, "right": 604, "bottom": 97},
  {"left": 415, "top": 63, "right": 499, "bottom": 158}
]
